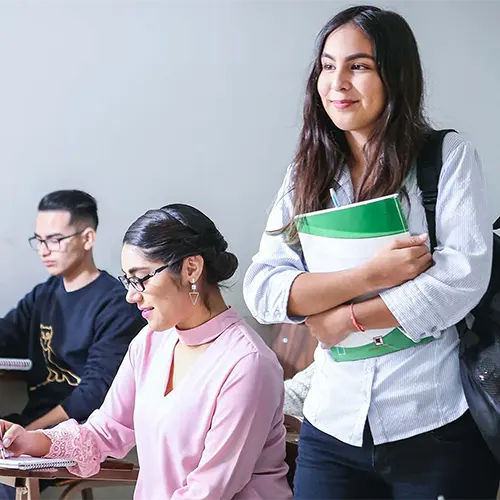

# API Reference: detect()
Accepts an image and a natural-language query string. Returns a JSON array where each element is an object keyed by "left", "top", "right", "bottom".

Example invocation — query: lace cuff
[{"left": 42, "top": 419, "right": 102, "bottom": 477}]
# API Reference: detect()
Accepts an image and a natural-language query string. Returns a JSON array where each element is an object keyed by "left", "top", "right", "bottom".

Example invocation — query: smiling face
[
  {"left": 317, "top": 23, "right": 385, "bottom": 141},
  {"left": 120, "top": 243, "right": 204, "bottom": 332}
]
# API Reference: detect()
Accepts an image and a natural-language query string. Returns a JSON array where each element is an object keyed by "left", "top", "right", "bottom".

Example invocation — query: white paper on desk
[{"left": 0, "top": 455, "right": 75, "bottom": 470}]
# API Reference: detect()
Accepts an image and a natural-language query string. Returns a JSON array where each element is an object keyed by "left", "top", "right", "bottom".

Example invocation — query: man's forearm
[{"left": 26, "top": 405, "right": 69, "bottom": 431}]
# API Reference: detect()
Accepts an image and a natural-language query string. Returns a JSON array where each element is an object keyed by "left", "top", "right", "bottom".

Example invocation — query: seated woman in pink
[{"left": 0, "top": 203, "right": 292, "bottom": 500}]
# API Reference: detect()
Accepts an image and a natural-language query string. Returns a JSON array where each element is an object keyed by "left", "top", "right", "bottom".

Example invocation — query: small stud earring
[{"left": 189, "top": 278, "right": 199, "bottom": 306}]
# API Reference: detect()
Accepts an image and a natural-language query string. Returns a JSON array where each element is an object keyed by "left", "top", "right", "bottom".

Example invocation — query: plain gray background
[
  {"left": 0, "top": 1, "right": 498, "bottom": 498},
  {"left": 0, "top": 0, "right": 498, "bottom": 318}
]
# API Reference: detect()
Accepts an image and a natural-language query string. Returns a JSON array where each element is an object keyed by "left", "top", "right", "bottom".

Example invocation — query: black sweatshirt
[{"left": 0, "top": 271, "right": 145, "bottom": 425}]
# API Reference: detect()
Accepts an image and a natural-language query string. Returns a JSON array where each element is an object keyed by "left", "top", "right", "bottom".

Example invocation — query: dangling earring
[{"left": 189, "top": 278, "right": 199, "bottom": 306}]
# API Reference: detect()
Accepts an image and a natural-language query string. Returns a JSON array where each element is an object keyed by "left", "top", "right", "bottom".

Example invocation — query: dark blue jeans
[
  {"left": 294, "top": 412, "right": 499, "bottom": 500},
  {"left": 0, "top": 484, "right": 14, "bottom": 500}
]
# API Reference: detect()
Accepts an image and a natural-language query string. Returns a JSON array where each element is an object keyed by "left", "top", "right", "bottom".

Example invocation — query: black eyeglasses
[
  {"left": 118, "top": 265, "right": 169, "bottom": 292},
  {"left": 28, "top": 231, "right": 85, "bottom": 252}
]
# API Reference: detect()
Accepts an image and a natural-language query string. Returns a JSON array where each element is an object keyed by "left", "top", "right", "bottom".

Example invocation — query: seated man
[{"left": 0, "top": 190, "right": 145, "bottom": 431}]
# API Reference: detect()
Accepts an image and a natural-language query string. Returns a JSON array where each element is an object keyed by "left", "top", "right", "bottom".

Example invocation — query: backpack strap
[{"left": 416, "top": 129, "right": 457, "bottom": 250}]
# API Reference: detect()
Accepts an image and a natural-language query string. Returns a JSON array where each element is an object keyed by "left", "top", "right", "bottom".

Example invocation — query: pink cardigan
[{"left": 43, "top": 308, "right": 292, "bottom": 499}]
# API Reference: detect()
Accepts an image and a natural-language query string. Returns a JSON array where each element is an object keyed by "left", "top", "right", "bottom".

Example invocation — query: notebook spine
[
  {"left": 0, "top": 358, "right": 32, "bottom": 371},
  {"left": 20, "top": 460, "right": 75, "bottom": 470}
]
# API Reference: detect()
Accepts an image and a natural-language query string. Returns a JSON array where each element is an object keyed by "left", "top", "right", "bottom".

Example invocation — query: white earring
[{"left": 189, "top": 278, "right": 199, "bottom": 306}]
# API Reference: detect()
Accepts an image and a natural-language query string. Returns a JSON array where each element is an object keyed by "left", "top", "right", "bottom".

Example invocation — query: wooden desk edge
[{"left": 0, "top": 467, "right": 138, "bottom": 482}]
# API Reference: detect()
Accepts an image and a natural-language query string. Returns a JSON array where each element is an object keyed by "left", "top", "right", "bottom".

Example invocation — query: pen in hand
[{"left": 0, "top": 424, "right": 6, "bottom": 460}]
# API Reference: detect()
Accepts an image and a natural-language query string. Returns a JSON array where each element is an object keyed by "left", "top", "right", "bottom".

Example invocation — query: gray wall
[
  {"left": 0, "top": 0, "right": 498, "bottom": 317},
  {"left": 0, "top": 2, "right": 498, "bottom": 498}
]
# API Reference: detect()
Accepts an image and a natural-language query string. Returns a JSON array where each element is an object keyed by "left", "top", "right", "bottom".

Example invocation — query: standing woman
[{"left": 244, "top": 5, "right": 498, "bottom": 499}]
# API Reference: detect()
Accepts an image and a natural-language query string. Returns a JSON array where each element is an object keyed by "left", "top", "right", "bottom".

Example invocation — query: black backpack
[{"left": 417, "top": 129, "right": 500, "bottom": 462}]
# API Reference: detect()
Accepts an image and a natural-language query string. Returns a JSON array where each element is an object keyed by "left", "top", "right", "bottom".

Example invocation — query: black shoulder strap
[{"left": 416, "top": 129, "right": 457, "bottom": 250}]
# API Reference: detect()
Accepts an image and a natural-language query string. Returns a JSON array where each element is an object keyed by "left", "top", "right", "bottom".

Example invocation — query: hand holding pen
[{"left": 0, "top": 419, "right": 52, "bottom": 458}]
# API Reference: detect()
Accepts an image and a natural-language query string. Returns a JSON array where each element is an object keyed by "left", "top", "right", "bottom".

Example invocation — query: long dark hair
[
  {"left": 282, "top": 5, "right": 431, "bottom": 242},
  {"left": 123, "top": 203, "right": 238, "bottom": 288}
]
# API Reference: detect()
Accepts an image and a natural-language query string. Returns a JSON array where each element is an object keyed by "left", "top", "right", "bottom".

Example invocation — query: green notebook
[{"left": 295, "top": 194, "right": 433, "bottom": 362}]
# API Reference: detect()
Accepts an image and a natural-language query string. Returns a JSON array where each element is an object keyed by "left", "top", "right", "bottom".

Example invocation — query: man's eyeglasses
[
  {"left": 28, "top": 231, "right": 85, "bottom": 252},
  {"left": 118, "top": 265, "right": 169, "bottom": 292}
]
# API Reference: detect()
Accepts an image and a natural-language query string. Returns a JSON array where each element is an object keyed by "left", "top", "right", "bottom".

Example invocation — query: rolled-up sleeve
[
  {"left": 380, "top": 135, "right": 493, "bottom": 342},
  {"left": 243, "top": 165, "right": 306, "bottom": 325}
]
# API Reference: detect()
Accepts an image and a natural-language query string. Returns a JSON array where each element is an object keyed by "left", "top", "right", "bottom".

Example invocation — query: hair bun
[
  {"left": 209, "top": 251, "right": 238, "bottom": 283},
  {"left": 211, "top": 231, "right": 228, "bottom": 254}
]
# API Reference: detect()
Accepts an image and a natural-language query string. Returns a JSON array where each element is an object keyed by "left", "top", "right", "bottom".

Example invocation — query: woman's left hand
[{"left": 305, "top": 305, "right": 354, "bottom": 348}]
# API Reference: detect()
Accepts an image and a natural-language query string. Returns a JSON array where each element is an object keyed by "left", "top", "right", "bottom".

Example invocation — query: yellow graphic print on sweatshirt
[{"left": 29, "top": 324, "right": 81, "bottom": 391}]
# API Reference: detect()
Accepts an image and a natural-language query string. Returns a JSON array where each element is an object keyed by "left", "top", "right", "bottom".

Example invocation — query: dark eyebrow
[
  {"left": 34, "top": 232, "right": 64, "bottom": 239},
  {"left": 126, "top": 266, "right": 150, "bottom": 276},
  {"left": 321, "top": 52, "right": 375, "bottom": 62}
]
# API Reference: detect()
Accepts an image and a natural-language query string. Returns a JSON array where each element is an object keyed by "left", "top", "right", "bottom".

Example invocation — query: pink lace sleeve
[{"left": 41, "top": 419, "right": 102, "bottom": 477}]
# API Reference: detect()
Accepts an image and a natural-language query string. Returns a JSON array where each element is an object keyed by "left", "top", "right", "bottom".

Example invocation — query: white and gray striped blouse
[{"left": 244, "top": 132, "right": 492, "bottom": 446}]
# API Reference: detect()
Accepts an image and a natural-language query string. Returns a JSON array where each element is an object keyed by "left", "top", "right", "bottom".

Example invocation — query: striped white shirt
[{"left": 243, "top": 132, "right": 492, "bottom": 446}]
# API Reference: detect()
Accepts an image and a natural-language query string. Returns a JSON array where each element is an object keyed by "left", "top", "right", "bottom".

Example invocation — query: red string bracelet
[{"left": 350, "top": 303, "right": 366, "bottom": 333}]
